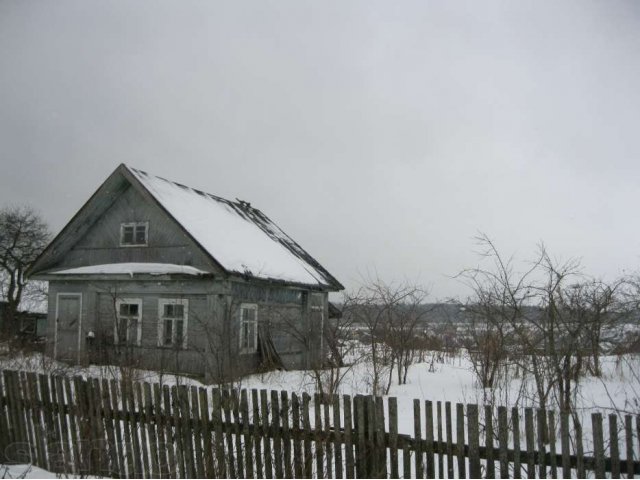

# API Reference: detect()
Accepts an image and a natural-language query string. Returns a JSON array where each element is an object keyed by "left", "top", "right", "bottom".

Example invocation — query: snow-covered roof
[
  {"left": 51, "top": 263, "right": 210, "bottom": 277},
  {"left": 127, "top": 166, "right": 342, "bottom": 289}
]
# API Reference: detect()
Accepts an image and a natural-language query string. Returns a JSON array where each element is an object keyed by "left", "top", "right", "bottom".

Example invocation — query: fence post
[
  {"left": 560, "top": 411, "right": 571, "bottom": 479},
  {"left": 251, "top": 389, "right": 263, "bottom": 479},
  {"left": 291, "top": 392, "right": 302, "bottom": 479},
  {"left": 425, "top": 400, "right": 435, "bottom": 478},
  {"left": 512, "top": 407, "right": 521, "bottom": 479},
  {"left": 626, "top": 415, "right": 634, "bottom": 480},
  {"left": 281, "top": 391, "right": 292, "bottom": 479},
  {"left": 485, "top": 405, "right": 495, "bottom": 479},
  {"left": 498, "top": 406, "right": 508, "bottom": 479},
  {"left": 610, "top": 414, "right": 620, "bottom": 479},
  {"left": 343, "top": 394, "right": 355, "bottom": 479},
  {"left": 413, "top": 399, "right": 423, "bottom": 478},
  {"left": 524, "top": 408, "right": 535, "bottom": 479},
  {"left": 333, "top": 395, "right": 343, "bottom": 479},
  {"left": 389, "top": 397, "right": 399, "bottom": 479},
  {"left": 445, "top": 401, "right": 454, "bottom": 479},
  {"left": 467, "top": 404, "right": 480, "bottom": 479},
  {"left": 536, "top": 409, "right": 547, "bottom": 479},
  {"left": 456, "top": 403, "right": 466, "bottom": 479},
  {"left": 592, "top": 412, "right": 605, "bottom": 478}
]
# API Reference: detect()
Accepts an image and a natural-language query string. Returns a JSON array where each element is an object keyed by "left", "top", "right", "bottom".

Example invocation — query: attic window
[{"left": 120, "top": 222, "right": 148, "bottom": 247}]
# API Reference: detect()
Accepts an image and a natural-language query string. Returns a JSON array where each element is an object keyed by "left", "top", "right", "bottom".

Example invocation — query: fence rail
[{"left": 0, "top": 368, "right": 637, "bottom": 478}]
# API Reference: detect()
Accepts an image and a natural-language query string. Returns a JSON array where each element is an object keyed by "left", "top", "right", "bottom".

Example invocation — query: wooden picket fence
[{"left": 0, "top": 368, "right": 638, "bottom": 478}]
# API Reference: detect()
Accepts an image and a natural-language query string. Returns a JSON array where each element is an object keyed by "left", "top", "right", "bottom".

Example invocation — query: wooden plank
[
  {"left": 0, "top": 371, "right": 10, "bottom": 464},
  {"left": 485, "top": 405, "right": 495, "bottom": 479},
  {"left": 251, "top": 389, "right": 263, "bottom": 479},
  {"left": 437, "top": 401, "right": 444, "bottom": 478},
  {"left": 375, "top": 397, "right": 386, "bottom": 479},
  {"left": 40, "top": 373, "right": 60, "bottom": 472},
  {"left": 212, "top": 388, "right": 226, "bottom": 479},
  {"left": 179, "top": 385, "right": 195, "bottom": 479},
  {"left": 324, "top": 399, "right": 333, "bottom": 479},
  {"left": 365, "top": 396, "right": 376, "bottom": 478},
  {"left": 332, "top": 395, "right": 342, "bottom": 479},
  {"left": 153, "top": 383, "right": 168, "bottom": 479},
  {"left": 127, "top": 380, "right": 144, "bottom": 478},
  {"left": 101, "top": 378, "right": 119, "bottom": 478},
  {"left": 221, "top": 389, "right": 236, "bottom": 478},
  {"left": 343, "top": 394, "right": 355, "bottom": 479},
  {"left": 18, "top": 372, "right": 37, "bottom": 468},
  {"left": 574, "top": 417, "right": 585, "bottom": 479},
  {"left": 467, "top": 404, "right": 480, "bottom": 479},
  {"left": 560, "top": 411, "right": 570, "bottom": 479},
  {"left": 314, "top": 393, "right": 324, "bottom": 478},
  {"left": 188, "top": 386, "right": 203, "bottom": 479},
  {"left": 498, "top": 406, "right": 508, "bottom": 479},
  {"left": 260, "top": 389, "right": 272, "bottom": 479},
  {"left": 547, "top": 410, "right": 557, "bottom": 478},
  {"left": 75, "top": 375, "right": 93, "bottom": 475},
  {"left": 445, "top": 401, "right": 454, "bottom": 479},
  {"left": 170, "top": 385, "right": 186, "bottom": 479},
  {"left": 7, "top": 371, "right": 26, "bottom": 463},
  {"left": 109, "top": 379, "right": 126, "bottom": 479},
  {"left": 54, "top": 374, "right": 73, "bottom": 473},
  {"left": 3, "top": 371, "right": 17, "bottom": 448},
  {"left": 403, "top": 442, "right": 411, "bottom": 480},
  {"left": 134, "top": 381, "right": 150, "bottom": 478},
  {"left": 199, "top": 387, "right": 215, "bottom": 479},
  {"left": 354, "top": 396, "right": 365, "bottom": 478},
  {"left": 626, "top": 415, "right": 634, "bottom": 480},
  {"left": 413, "top": 399, "right": 423, "bottom": 478},
  {"left": 272, "top": 390, "right": 284, "bottom": 478},
  {"left": 291, "top": 392, "right": 302, "bottom": 479},
  {"left": 239, "top": 390, "right": 253, "bottom": 479},
  {"left": 281, "top": 391, "right": 292, "bottom": 479},
  {"left": 389, "top": 397, "right": 399, "bottom": 479},
  {"left": 302, "top": 392, "right": 313, "bottom": 479},
  {"left": 63, "top": 376, "right": 80, "bottom": 476},
  {"left": 610, "top": 414, "right": 620, "bottom": 479},
  {"left": 592, "top": 412, "right": 605, "bottom": 478},
  {"left": 512, "top": 407, "right": 521, "bottom": 479},
  {"left": 145, "top": 383, "right": 160, "bottom": 479},
  {"left": 162, "top": 384, "right": 178, "bottom": 479},
  {"left": 524, "top": 408, "right": 535, "bottom": 479},
  {"left": 231, "top": 390, "right": 244, "bottom": 478},
  {"left": 456, "top": 403, "right": 466, "bottom": 479},
  {"left": 425, "top": 400, "right": 435, "bottom": 479},
  {"left": 536, "top": 409, "right": 547, "bottom": 479}
]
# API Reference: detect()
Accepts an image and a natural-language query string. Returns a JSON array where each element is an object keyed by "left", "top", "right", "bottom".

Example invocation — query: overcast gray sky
[{"left": 1, "top": 0, "right": 639, "bottom": 299}]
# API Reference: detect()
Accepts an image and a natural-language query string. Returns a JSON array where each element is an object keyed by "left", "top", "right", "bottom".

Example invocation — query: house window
[
  {"left": 120, "top": 222, "right": 148, "bottom": 246},
  {"left": 239, "top": 304, "right": 258, "bottom": 354},
  {"left": 158, "top": 299, "right": 188, "bottom": 348},
  {"left": 115, "top": 299, "right": 142, "bottom": 345}
]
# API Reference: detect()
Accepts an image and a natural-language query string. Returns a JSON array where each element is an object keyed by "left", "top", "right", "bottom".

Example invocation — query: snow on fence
[{"left": 0, "top": 369, "right": 637, "bottom": 479}]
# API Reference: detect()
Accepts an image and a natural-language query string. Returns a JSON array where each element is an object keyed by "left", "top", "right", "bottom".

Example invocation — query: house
[{"left": 28, "top": 164, "right": 343, "bottom": 381}]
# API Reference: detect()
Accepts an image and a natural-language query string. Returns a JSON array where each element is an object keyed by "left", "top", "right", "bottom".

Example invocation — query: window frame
[
  {"left": 119, "top": 221, "right": 149, "bottom": 247},
  {"left": 239, "top": 303, "right": 258, "bottom": 355},
  {"left": 115, "top": 298, "right": 143, "bottom": 346},
  {"left": 157, "top": 299, "right": 189, "bottom": 349}
]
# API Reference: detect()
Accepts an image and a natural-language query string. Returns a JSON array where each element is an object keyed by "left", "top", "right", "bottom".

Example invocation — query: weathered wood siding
[
  {"left": 49, "top": 185, "right": 220, "bottom": 273},
  {"left": 47, "top": 278, "right": 322, "bottom": 379}
]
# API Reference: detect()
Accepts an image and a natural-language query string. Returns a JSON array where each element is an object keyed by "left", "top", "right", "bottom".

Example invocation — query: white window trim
[
  {"left": 119, "top": 221, "right": 149, "bottom": 247},
  {"left": 158, "top": 299, "right": 189, "bottom": 349},
  {"left": 115, "top": 298, "right": 143, "bottom": 346},
  {"left": 239, "top": 303, "right": 258, "bottom": 355}
]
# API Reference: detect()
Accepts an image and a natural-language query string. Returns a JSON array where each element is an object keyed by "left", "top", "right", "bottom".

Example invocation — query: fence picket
[
  {"left": 445, "top": 401, "right": 454, "bottom": 479},
  {"left": 291, "top": 392, "right": 302, "bottom": 479},
  {"left": 592, "top": 412, "right": 605, "bottom": 478},
  {"left": 425, "top": 400, "right": 435, "bottom": 478},
  {"left": 272, "top": 390, "right": 284, "bottom": 479},
  {"left": 281, "top": 391, "right": 293, "bottom": 479},
  {"left": 626, "top": 415, "right": 634, "bottom": 480},
  {"left": 343, "top": 395, "right": 355, "bottom": 479},
  {"left": 251, "top": 389, "right": 263, "bottom": 479},
  {"left": 389, "top": 397, "right": 398, "bottom": 479},
  {"left": 524, "top": 408, "right": 535, "bottom": 479},
  {"left": 498, "top": 406, "right": 508, "bottom": 479},
  {"left": 332, "top": 395, "right": 343, "bottom": 479},
  {"left": 512, "top": 407, "right": 521, "bottom": 479},
  {"left": 456, "top": 403, "right": 465, "bottom": 479},
  {"left": 0, "top": 369, "right": 639, "bottom": 480},
  {"left": 547, "top": 411, "right": 557, "bottom": 478},
  {"left": 610, "top": 414, "right": 620, "bottom": 479},
  {"left": 467, "top": 404, "right": 480, "bottom": 479},
  {"left": 485, "top": 405, "right": 495, "bottom": 479}
]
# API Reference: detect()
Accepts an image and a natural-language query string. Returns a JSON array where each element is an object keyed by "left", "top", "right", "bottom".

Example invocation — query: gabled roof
[{"left": 29, "top": 164, "right": 343, "bottom": 290}]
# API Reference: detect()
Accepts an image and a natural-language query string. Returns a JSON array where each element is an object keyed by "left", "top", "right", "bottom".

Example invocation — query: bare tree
[
  {"left": 0, "top": 205, "right": 50, "bottom": 330},
  {"left": 345, "top": 276, "right": 428, "bottom": 395}
]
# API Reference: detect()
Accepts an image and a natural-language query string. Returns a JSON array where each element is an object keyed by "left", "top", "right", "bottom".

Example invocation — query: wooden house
[{"left": 28, "top": 164, "right": 343, "bottom": 381}]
